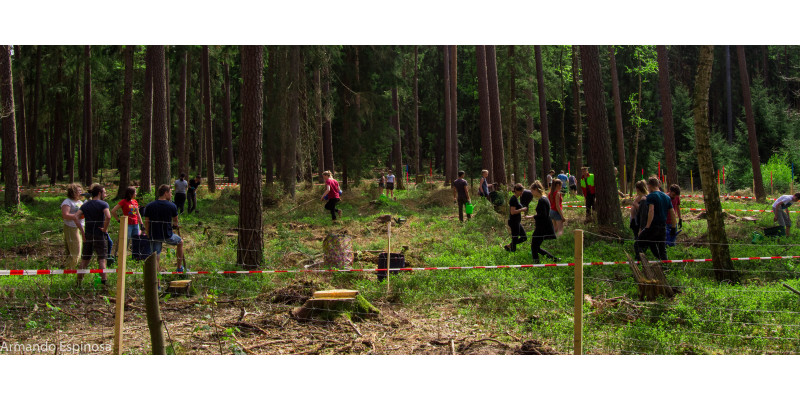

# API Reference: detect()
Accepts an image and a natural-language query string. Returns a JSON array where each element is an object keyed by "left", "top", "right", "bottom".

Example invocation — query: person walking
[
  {"left": 548, "top": 179, "right": 566, "bottom": 236},
  {"left": 378, "top": 171, "right": 386, "bottom": 197},
  {"left": 187, "top": 175, "right": 201, "bottom": 214},
  {"left": 580, "top": 167, "right": 596, "bottom": 222},
  {"left": 321, "top": 170, "right": 342, "bottom": 221},
  {"left": 772, "top": 192, "right": 800, "bottom": 236},
  {"left": 452, "top": 170, "right": 471, "bottom": 222},
  {"left": 526, "top": 181, "right": 558, "bottom": 263},
  {"left": 557, "top": 171, "right": 568, "bottom": 194},
  {"left": 629, "top": 180, "right": 649, "bottom": 255},
  {"left": 174, "top": 173, "right": 189, "bottom": 214},
  {"left": 386, "top": 171, "right": 396, "bottom": 200},
  {"left": 504, "top": 183, "right": 528, "bottom": 252},
  {"left": 635, "top": 176, "right": 677, "bottom": 261},
  {"left": 143, "top": 184, "right": 186, "bottom": 272},
  {"left": 546, "top": 170, "right": 555, "bottom": 191},
  {"left": 60, "top": 183, "right": 84, "bottom": 270},
  {"left": 666, "top": 184, "right": 683, "bottom": 246},
  {"left": 110, "top": 186, "right": 141, "bottom": 248},
  {"left": 477, "top": 169, "right": 490, "bottom": 199},
  {"left": 74, "top": 184, "right": 112, "bottom": 286}
]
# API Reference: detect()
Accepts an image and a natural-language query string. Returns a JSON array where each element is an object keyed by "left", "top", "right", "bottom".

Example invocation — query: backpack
[{"left": 132, "top": 230, "right": 154, "bottom": 261}]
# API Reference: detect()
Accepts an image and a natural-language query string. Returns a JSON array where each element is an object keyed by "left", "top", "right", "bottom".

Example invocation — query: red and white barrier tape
[
  {"left": 680, "top": 194, "right": 777, "bottom": 201},
  {"left": 0, "top": 183, "right": 240, "bottom": 193},
  {"left": 563, "top": 204, "right": 798, "bottom": 213},
  {"left": 3, "top": 256, "right": 799, "bottom": 276}
]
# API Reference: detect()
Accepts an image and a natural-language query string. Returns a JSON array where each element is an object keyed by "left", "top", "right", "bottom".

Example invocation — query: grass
[{"left": 2, "top": 182, "right": 800, "bottom": 354}]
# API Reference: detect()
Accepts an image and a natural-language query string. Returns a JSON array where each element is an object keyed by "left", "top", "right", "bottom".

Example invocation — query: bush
[{"left": 761, "top": 153, "right": 794, "bottom": 193}]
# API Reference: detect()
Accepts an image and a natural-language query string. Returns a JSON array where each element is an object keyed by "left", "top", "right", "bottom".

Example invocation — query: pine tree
[
  {"left": 116, "top": 45, "right": 134, "bottom": 199},
  {"left": 476, "top": 46, "right": 493, "bottom": 182},
  {"left": 1, "top": 45, "right": 20, "bottom": 209},
  {"left": 486, "top": 45, "right": 506, "bottom": 185},
  {"left": 202, "top": 45, "right": 216, "bottom": 192},
  {"left": 534, "top": 45, "right": 550, "bottom": 177},
  {"left": 736, "top": 45, "right": 766, "bottom": 202},
  {"left": 152, "top": 45, "right": 171, "bottom": 187},
  {"left": 657, "top": 45, "right": 678, "bottom": 187},
  {"left": 608, "top": 46, "right": 626, "bottom": 191}
]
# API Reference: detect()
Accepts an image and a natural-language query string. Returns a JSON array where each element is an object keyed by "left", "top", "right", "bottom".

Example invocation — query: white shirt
[
  {"left": 387, "top": 174, "right": 395, "bottom": 183},
  {"left": 175, "top": 179, "right": 189, "bottom": 194},
  {"left": 772, "top": 195, "right": 794, "bottom": 210},
  {"left": 61, "top": 198, "right": 84, "bottom": 228}
]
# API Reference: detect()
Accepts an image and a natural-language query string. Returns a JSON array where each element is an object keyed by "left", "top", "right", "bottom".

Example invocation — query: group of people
[
  {"left": 377, "top": 171, "right": 397, "bottom": 200},
  {"left": 60, "top": 175, "right": 196, "bottom": 285},
  {"left": 629, "top": 177, "right": 680, "bottom": 261}
]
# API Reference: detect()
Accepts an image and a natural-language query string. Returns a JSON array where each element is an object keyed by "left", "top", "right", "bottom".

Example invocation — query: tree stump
[
  {"left": 627, "top": 253, "right": 676, "bottom": 301},
  {"left": 291, "top": 290, "right": 379, "bottom": 321}
]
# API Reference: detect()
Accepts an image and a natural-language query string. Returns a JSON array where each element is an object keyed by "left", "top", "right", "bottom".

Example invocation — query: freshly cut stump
[
  {"left": 627, "top": 253, "right": 676, "bottom": 301},
  {"left": 291, "top": 290, "right": 379, "bottom": 321}
]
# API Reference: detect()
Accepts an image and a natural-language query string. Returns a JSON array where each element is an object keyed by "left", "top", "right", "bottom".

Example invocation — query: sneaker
[{"left": 176, "top": 265, "right": 184, "bottom": 273}]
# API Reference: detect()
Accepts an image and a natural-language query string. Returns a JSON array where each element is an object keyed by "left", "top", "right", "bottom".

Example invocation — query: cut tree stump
[
  {"left": 291, "top": 290, "right": 379, "bottom": 321},
  {"left": 627, "top": 253, "right": 676, "bottom": 301}
]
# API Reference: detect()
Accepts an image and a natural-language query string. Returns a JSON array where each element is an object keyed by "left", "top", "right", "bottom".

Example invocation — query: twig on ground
[{"left": 346, "top": 318, "right": 362, "bottom": 337}]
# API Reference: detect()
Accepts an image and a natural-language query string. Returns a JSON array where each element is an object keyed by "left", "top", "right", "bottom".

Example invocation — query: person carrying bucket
[{"left": 452, "top": 170, "right": 471, "bottom": 222}]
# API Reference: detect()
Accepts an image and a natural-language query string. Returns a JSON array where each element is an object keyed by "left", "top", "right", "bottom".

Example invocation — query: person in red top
[
  {"left": 548, "top": 179, "right": 566, "bottom": 236},
  {"left": 321, "top": 170, "right": 342, "bottom": 221},
  {"left": 110, "top": 186, "right": 141, "bottom": 246}
]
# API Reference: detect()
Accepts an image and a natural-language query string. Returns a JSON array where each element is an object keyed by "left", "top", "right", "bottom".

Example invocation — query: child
[
  {"left": 525, "top": 181, "right": 558, "bottom": 263},
  {"left": 666, "top": 184, "right": 682, "bottom": 246},
  {"left": 504, "top": 184, "right": 528, "bottom": 252},
  {"left": 548, "top": 179, "right": 566, "bottom": 236},
  {"left": 477, "top": 169, "right": 490, "bottom": 198}
]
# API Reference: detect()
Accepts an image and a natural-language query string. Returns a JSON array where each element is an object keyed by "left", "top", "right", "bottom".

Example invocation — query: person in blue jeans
[{"left": 143, "top": 184, "right": 186, "bottom": 272}]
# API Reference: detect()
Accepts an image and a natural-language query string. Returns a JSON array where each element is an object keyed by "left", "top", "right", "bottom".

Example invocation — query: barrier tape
[
  {"left": 680, "top": 194, "right": 777, "bottom": 201},
  {"left": 563, "top": 204, "right": 798, "bottom": 213},
  {"left": 0, "top": 183, "right": 240, "bottom": 193},
  {"left": 3, "top": 256, "right": 799, "bottom": 276}
]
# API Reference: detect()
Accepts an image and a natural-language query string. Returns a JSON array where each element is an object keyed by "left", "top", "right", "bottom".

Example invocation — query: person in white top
[
  {"left": 772, "top": 192, "right": 800, "bottom": 236},
  {"left": 60, "top": 183, "right": 85, "bottom": 269},
  {"left": 386, "top": 172, "right": 396, "bottom": 200},
  {"left": 174, "top": 173, "right": 189, "bottom": 214}
]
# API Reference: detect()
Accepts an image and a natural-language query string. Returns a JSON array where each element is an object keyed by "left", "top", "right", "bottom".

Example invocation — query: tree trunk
[
  {"left": 238, "top": 45, "right": 264, "bottom": 269},
  {"left": 656, "top": 45, "right": 679, "bottom": 187},
  {"left": 725, "top": 46, "right": 733, "bottom": 144},
  {"left": 29, "top": 47, "right": 41, "bottom": 187},
  {"left": 223, "top": 62, "right": 235, "bottom": 183},
  {"left": 202, "top": 46, "right": 216, "bottom": 192},
  {"left": 322, "top": 65, "right": 334, "bottom": 173},
  {"left": 534, "top": 45, "right": 550, "bottom": 178},
  {"left": 152, "top": 45, "right": 171, "bottom": 187},
  {"left": 116, "top": 45, "right": 134, "bottom": 199},
  {"left": 693, "top": 45, "right": 735, "bottom": 281},
  {"left": 736, "top": 46, "right": 766, "bottom": 202},
  {"left": 476, "top": 46, "right": 493, "bottom": 182},
  {"left": 629, "top": 55, "right": 643, "bottom": 194},
  {"left": 177, "top": 48, "right": 188, "bottom": 177},
  {"left": 449, "top": 45, "right": 458, "bottom": 181},
  {"left": 608, "top": 46, "right": 626, "bottom": 192},
  {"left": 12, "top": 47, "right": 28, "bottom": 187},
  {"left": 509, "top": 46, "right": 519, "bottom": 183},
  {"left": 443, "top": 46, "right": 452, "bottom": 184},
  {"left": 283, "top": 46, "right": 300, "bottom": 198},
  {"left": 413, "top": 45, "right": 420, "bottom": 176},
  {"left": 572, "top": 46, "right": 584, "bottom": 194},
  {"left": 314, "top": 67, "right": 324, "bottom": 183},
  {"left": 526, "top": 88, "right": 536, "bottom": 185},
  {"left": 1, "top": 45, "right": 20, "bottom": 209},
  {"left": 264, "top": 48, "right": 275, "bottom": 185},
  {"left": 486, "top": 45, "right": 507, "bottom": 185},
  {"left": 392, "top": 87, "right": 403, "bottom": 190},
  {"left": 82, "top": 46, "right": 92, "bottom": 187},
  {"left": 53, "top": 50, "right": 65, "bottom": 183},
  {"left": 141, "top": 46, "right": 153, "bottom": 193},
  {"left": 580, "top": 45, "right": 624, "bottom": 231}
]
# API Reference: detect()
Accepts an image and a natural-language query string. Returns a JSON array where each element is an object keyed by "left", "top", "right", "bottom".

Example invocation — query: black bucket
[{"left": 377, "top": 252, "right": 405, "bottom": 281}]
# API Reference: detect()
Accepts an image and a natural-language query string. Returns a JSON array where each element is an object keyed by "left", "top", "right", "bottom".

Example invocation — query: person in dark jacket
[
  {"left": 504, "top": 184, "right": 528, "bottom": 252},
  {"left": 526, "top": 180, "right": 559, "bottom": 263}
]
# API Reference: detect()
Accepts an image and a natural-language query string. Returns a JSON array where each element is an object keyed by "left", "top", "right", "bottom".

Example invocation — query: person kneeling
[{"left": 143, "top": 184, "right": 187, "bottom": 272}]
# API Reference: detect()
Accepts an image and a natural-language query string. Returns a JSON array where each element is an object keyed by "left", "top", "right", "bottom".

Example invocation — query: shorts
[
  {"left": 776, "top": 209, "right": 791, "bottom": 227},
  {"left": 386, "top": 182, "right": 395, "bottom": 190},
  {"left": 81, "top": 234, "right": 108, "bottom": 261},
  {"left": 549, "top": 210, "right": 563, "bottom": 221},
  {"left": 151, "top": 234, "right": 182, "bottom": 255},
  {"left": 379, "top": 182, "right": 385, "bottom": 188},
  {"left": 569, "top": 184, "right": 577, "bottom": 191}
]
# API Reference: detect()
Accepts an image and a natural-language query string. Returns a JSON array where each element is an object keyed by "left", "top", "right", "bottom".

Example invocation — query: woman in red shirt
[
  {"left": 110, "top": 186, "right": 141, "bottom": 245},
  {"left": 321, "top": 170, "right": 342, "bottom": 221},
  {"left": 548, "top": 179, "right": 566, "bottom": 236}
]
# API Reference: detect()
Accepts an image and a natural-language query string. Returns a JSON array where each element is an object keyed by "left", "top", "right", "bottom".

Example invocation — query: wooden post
[
  {"left": 690, "top": 170, "right": 693, "bottom": 195},
  {"left": 143, "top": 253, "right": 165, "bottom": 355},
  {"left": 113, "top": 216, "right": 129, "bottom": 355},
  {"left": 573, "top": 229, "right": 583, "bottom": 355},
  {"left": 386, "top": 221, "right": 391, "bottom": 293}
]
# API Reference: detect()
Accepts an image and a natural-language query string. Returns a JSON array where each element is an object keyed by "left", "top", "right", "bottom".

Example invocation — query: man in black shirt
[
  {"left": 452, "top": 171, "right": 472, "bottom": 222},
  {"left": 143, "top": 184, "right": 186, "bottom": 272},
  {"left": 504, "top": 184, "right": 528, "bottom": 252},
  {"left": 75, "top": 184, "right": 112, "bottom": 285}
]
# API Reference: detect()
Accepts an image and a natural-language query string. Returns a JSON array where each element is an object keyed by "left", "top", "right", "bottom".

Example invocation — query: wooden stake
[
  {"left": 113, "top": 216, "right": 129, "bottom": 355},
  {"left": 573, "top": 229, "right": 584, "bottom": 355},
  {"left": 386, "top": 221, "right": 391, "bottom": 293},
  {"left": 143, "top": 253, "right": 165, "bottom": 355},
  {"left": 691, "top": 170, "right": 693, "bottom": 195}
]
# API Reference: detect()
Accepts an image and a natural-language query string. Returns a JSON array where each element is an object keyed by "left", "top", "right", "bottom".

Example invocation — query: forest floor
[{"left": 1, "top": 180, "right": 800, "bottom": 355}]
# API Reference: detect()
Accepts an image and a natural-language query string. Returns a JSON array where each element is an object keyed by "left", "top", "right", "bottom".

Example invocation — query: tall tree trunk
[
  {"left": 202, "top": 46, "right": 216, "bottom": 192},
  {"left": 629, "top": 54, "right": 643, "bottom": 194},
  {"left": 693, "top": 45, "right": 735, "bottom": 281},
  {"left": 509, "top": 46, "right": 519, "bottom": 183},
  {"left": 392, "top": 87, "right": 403, "bottom": 190},
  {"left": 476, "top": 46, "right": 494, "bottom": 182},
  {"left": 736, "top": 46, "right": 766, "bottom": 201},
  {"left": 29, "top": 47, "right": 41, "bottom": 187},
  {"left": 322, "top": 65, "right": 334, "bottom": 173},
  {"left": 608, "top": 46, "right": 626, "bottom": 192},
  {"left": 558, "top": 47, "right": 567, "bottom": 171},
  {"left": 534, "top": 45, "right": 551, "bottom": 178},
  {"left": 580, "top": 45, "right": 624, "bottom": 231},
  {"left": 486, "top": 45, "right": 507, "bottom": 185},
  {"left": 314, "top": 67, "right": 324, "bottom": 183},
  {"left": 413, "top": 45, "right": 420, "bottom": 176},
  {"left": 443, "top": 46, "right": 452, "bottom": 184},
  {"left": 82, "top": 46, "right": 92, "bottom": 187},
  {"left": 116, "top": 45, "right": 134, "bottom": 199},
  {"left": 152, "top": 45, "right": 171, "bottom": 187},
  {"left": 657, "top": 45, "right": 678, "bottom": 186},
  {"left": 165, "top": 48, "right": 171, "bottom": 155},
  {"left": 1, "top": 45, "right": 20, "bottom": 209},
  {"left": 526, "top": 88, "right": 537, "bottom": 185},
  {"left": 264, "top": 48, "right": 275, "bottom": 185},
  {"left": 13, "top": 47, "right": 28, "bottom": 187},
  {"left": 238, "top": 46, "right": 264, "bottom": 268},
  {"left": 223, "top": 62, "right": 235, "bottom": 183},
  {"left": 282, "top": 46, "right": 299, "bottom": 198},
  {"left": 177, "top": 48, "right": 188, "bottom": 176},
  {"left": 450, "top": 45, "right": 458, "bottom": 180},
  {"left": 572, "top": 46, "right": 584, "bottom": 194},
  {"left": 141, "top": 47, "right": 153, "bottom": 193},
  {"left": 725, "top": 45, "right": 733, "bottom": 144},
  {"left": 53, "top": 49, "right": 65, "bottom": 183}
]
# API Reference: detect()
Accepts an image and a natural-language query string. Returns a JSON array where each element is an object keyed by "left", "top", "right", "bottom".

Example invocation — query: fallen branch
[
  {"left": 346, "top": 318, "right": 362, "bottom": 337},
  {"left": 783, "top": 283, "right": 800, "bottom": 298}
]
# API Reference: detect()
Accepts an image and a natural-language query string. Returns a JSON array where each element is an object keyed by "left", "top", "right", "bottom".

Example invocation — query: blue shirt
[
  {"left": 557, "top": 174, "right": 568, "bottom": 184},
  {"left": 80, "top": 200, "right": 109, "bottom": 236},
  {"left": 143, "top": 200, "right": 179, "bottom": 240},
  {"left": 646, "top": 191, "right": 672, "bottom": 225}
]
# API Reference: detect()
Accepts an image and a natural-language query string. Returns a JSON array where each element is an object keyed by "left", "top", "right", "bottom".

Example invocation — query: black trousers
[
  {"left": 585, "top": 193, "right": 596, "bottom": 216},
  {"left": 187, "top": 190, "right": 197, "bottom": 213},
  {"left": 531, "top": 235, "right": 556, "bottom": 262},
  {"left": 325, "top": 198, "right": 340, "bottom": 220},
  {"left": 457, "top": 198, "right": 471, "bottom": 222},
  {"left": 634, "top": 223, "right": 667, "bottom": 261},
  {"left": 174, "top": 193, "right": 187, "bottom": 214},
  {"left": 508, "top": 220, "right": 527, "bottom": 251}
]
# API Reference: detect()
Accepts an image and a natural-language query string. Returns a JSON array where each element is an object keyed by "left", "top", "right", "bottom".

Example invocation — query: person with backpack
[
  {"left": 635, "top": 176, "right": 677, "bottom": 261},
  {"left": 526, "top": 180, "right": 559, "bottom": 263},
  {"left": 110, "top": 186, "right": 141, "bottom": 247},
  {"left": 187, "top": 175, "right": 201, "bottom": 214},
  {"left": 504, "top": 183, "right": 528, "bottom": 252},
  {"left": 143, "top": 184, "right": 186, "bottom": 272},
  {"left": 74, "top": 184, "right": 112, "bottom": 286},
  {"left": 452, "top": 170, "right": 471, "bottom": 222},
  {"left": 548, "top": 179, "right": 566, "bottom": 236},
  {"left": 321, "top": 170, "right": 342, "bottom": 221},
  {"left": 60, "top": 183, "right": 85, "bottom": 270},
  {"left": 174, "top": 173, "right": 189, "bottom": 214}
]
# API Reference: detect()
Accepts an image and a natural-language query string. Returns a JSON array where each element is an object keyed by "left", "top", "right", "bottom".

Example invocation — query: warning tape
[
  {"left": 0, "top": 183, "right": 240, "bottom": 193},
  {"left": 3, "top": 256, "right": 799, "bottom": 276},
  {"left": 563, "top": 204, "right": 798, "bottom": 213}
]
